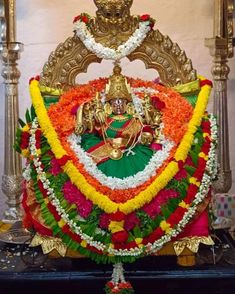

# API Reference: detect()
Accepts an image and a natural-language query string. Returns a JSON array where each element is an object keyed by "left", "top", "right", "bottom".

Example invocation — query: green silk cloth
[
  {"left": 81, "top": 115, "right": 154, "bottom": 179},
  {"left": 43, "top": 96, "right": 60, "bottom": 109}
]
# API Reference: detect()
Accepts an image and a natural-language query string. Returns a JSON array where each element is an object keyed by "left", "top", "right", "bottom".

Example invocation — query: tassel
[{"left": 104, "top": 263, "right": 134, "bottom": 293}]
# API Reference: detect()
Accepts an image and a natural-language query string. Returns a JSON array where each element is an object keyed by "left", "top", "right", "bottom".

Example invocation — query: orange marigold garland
[
  {"left": 28, "top": 76, "right": 212, "bottom": 215},
  {"left": 47, "top": 78, "right": 193, "bottom": 203}
]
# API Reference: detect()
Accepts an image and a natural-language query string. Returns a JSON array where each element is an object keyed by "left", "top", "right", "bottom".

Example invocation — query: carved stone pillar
[
  {"left": 0, "top": 0, "right": 24, "bottom": 222},
  {"left": 205, "top": 0, "right": 234, "bottom": 193}
]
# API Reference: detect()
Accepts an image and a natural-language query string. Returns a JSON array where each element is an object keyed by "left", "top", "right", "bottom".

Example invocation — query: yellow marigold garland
[
  {"left": 30, "top": 78, "right": 211, "bottom": 214},
  {"left": 174, "top": 81, "right": 211, "bottom": 161}
]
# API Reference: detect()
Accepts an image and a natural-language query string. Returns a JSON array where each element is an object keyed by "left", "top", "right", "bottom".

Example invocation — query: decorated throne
[{"left": 15, "top": 0, "right": 218, "bottom": 292}]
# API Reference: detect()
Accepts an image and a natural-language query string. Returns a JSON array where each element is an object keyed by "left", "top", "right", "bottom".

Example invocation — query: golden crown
[
  {"left": 94, "top": 0, "right": 133, "bottom": 10},
  {"left": 94, "top": 0, "right": 133, "bottom": 23},
  {"left": 105, "top": 65, "right": 132, "bottom": 102}
]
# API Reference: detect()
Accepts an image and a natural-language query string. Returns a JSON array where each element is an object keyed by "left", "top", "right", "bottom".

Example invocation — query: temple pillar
[
  {"left": 0, "top": 0, "right": 24, "bottom": 222},
  {"left": 205, "top": 0, "right": 234, "bottom": 193}
]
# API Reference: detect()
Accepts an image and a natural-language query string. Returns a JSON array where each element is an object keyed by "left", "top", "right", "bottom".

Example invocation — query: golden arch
[{"left": 40, "top": 29, "right": 197, "bottom": 92}]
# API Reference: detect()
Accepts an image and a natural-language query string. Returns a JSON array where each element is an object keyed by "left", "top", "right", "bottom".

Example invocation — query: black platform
[{"left": 0, "top": 230, "right": 235, "bottom": 294}]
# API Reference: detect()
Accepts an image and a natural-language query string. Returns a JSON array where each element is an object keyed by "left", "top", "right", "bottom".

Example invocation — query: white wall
[{"left": 0, "top": 0, "right": 234, "bottom": 217}]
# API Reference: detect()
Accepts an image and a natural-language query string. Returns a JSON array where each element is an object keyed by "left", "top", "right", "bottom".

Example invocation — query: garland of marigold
[
  {"left": 175, "top": 81, "right": 211, "bottom": 161},
  {"left": 30, "top": 78, "right": 211, "bottom": 214},
  {"left": 48, "top": 80, "right": 192, "bottom": 203},
  {"left": 24, "top": 115, "right": 215, "bottom": 258}
]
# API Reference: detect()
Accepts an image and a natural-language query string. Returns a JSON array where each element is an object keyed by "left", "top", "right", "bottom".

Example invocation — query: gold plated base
[{"left": 31, "top": 233, "right": 214, "bottom": 267}]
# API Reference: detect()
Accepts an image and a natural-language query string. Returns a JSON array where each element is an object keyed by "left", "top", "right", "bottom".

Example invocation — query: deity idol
[{"left": 75, "top": 64, "right": 162, "bottom": 179}]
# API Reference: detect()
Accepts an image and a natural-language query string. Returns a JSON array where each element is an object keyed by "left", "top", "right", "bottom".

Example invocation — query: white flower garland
[
  {"left": 74, "top": 20, "right": 151, "bottom": 60},
  {"left": 28, "top": 115, "right": 218, "bottom": 257},
  {"left": 23, "top": 164, "right": 32, "bottom": 182},
  {"left": 206, "top": 115, "right": 218, "bottom": 177},
  {"left": 68, "top": 133, "right": 174, "bottom": 190},
  {"left": 132, "top": 87, "right": 158, "bottom": 116},
  {"left": 29, "top": 119, "right": 106, "bottom": 252}
]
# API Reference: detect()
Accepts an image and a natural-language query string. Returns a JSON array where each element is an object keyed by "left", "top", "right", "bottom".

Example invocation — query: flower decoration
[
  {"left": 105, "top": 281, "right": 134, "bottom": 294},
  {"left": 57, "top": 155, "right": 70, "bottom": 166},
  {"left": 140, "top": 14, "right": 151, "bottom": 21},
  {"left": 29, "top": 75, "right": 40, "bottom": 85},
  {"left": 73, "top": 13, "right": 90, "bottom": 24},
  {"left": 63, "top": 181, "right": 93, "bottom": 219},
  {"left": 99, "top": 213, "right": 111, "bottom": 229},
  {"left": 20, "top": 131, "right": 30, "bottom": 150},
  {"left": 151, "top": 95, "right": 166, "bottom": 110},
  {"left": 15, "top": 76, "right": 217, "bottom": 274},
  {"left": 50, "top": 158, "right": 62, "bottom": 176},
  {"left": 73, "top": 14, "right": 154, "bottom": 60},
  {"left": 200, "top": 79, "right": 213, "bottom": 88},
  {"left": 140, "top": 14, "right": 155, "bottom": 30},
  {"left": 18, "top": 109, "right": 217, "bottom": 265},
  {"left": 124, "top": 213, "right": 140, "bottom": 231},
  {"left": 26, "top": 78, "right": 212, "bottom": 217},
  {"left": 112, "top": 230, "right": 129, "bottom": 244}
]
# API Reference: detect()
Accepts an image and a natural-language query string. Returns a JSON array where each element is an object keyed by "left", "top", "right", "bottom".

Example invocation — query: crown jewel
[{"left": 105, "top": 65, "right": 132, "bottom": 102}]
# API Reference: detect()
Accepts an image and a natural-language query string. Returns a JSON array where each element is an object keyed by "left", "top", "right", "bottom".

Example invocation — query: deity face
[
  {"left": 111, "top": 98, "right": 127, "bottom": 115},
  {"left": 94, "top": 0, "right": 133, "bottom": 25}
]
